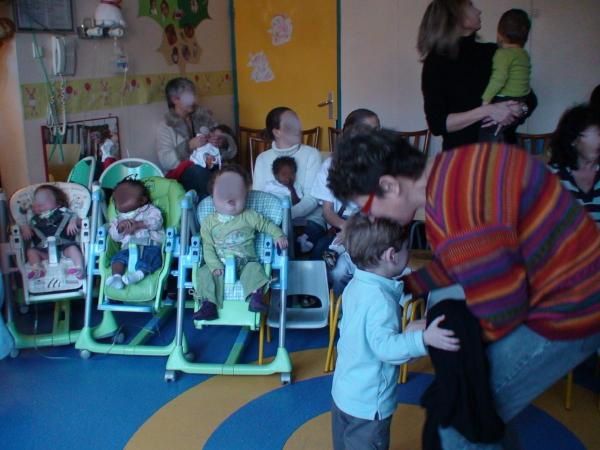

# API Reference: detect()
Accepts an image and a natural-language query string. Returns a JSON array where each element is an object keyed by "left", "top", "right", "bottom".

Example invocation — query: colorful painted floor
[{"left": 1, "top": 306, "right": 599, "bottom": 450}]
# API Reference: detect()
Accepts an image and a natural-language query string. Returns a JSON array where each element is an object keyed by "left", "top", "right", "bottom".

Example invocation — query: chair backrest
[
  {"left": 328, "top": 127, "right": 342, "bottom": 152},
  {"left": 238, "top": 126, "right": 270, "bottom": 172},
  {"left": 68, "top": 156, "right": 97, "bottom": 190},
  {"left": 516, "top": 132, "right": 553, "bottom": 161},
  {"left": 10, "top": 182, "right": 91, "bottom": 226},
  {"left": 99, "top": 158, "right": 164, "bottom": 190},
  {"left": 398, "top": 129, "right": 432, "bottom": 157},
  {"left": 197, "top": 191, "right": 284, "bottom": 259},
  {"left": 106, "top": 176, "right": 185, "bottom": 229},
  {"left": 248, "top": 137, "right": 271, "bottom": 177},
  {"left": 302, "top": 127, "right": 321, "bottom": 149}
]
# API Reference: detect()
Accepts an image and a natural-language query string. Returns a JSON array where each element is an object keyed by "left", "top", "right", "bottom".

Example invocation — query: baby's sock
[
  {"left": 123, "top": 270, "right": 145, "bottom": 285},
  {"left": 296, "top": 234, "right": 314, "bottom": 253},
  {"left": 106, "top": 274, "right": 124, "bottom": 290}
]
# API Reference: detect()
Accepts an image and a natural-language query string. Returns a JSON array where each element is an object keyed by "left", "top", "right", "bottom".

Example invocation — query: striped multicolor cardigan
[{"left": 404, "top": 143, "right": 600, "bottom": 342}]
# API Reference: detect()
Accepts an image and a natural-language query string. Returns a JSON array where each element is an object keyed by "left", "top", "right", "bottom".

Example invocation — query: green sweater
[
  {"left": 481, "top": 47, "right": 531, "bottom": 102},
  {"left": 201, "top": 209, "right": 284, "bottom": 271}
]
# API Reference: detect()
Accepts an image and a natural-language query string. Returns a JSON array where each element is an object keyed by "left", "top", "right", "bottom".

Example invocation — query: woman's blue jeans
[{"left": 438, "top": 325, "right": 600, "bottom": 449}]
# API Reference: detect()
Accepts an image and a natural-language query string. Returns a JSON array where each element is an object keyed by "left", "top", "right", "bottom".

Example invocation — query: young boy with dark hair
[{"left": 331, "top": 214, "right": 459, "bottom": 450}]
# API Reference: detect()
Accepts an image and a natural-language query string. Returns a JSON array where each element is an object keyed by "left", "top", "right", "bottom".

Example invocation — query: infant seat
[
  {"left": 1, "top": 182, "right": 102, "bottom": 351},
  {"left": 9, "top": 182, "right": 91, "bottom": 301},
  {"left": 98, "top": 158, "right": 163, "bottom": 190},
  {"left": 165, "top": 191, "right": 292, "bottom": 383},
  {"left": 75, "top": 177, "right": 186, "bottom": 358}
]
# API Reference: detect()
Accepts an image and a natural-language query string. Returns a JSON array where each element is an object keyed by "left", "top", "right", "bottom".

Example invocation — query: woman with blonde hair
[{"left": 418, "top": 0, "right": 535, "bottom": 150}]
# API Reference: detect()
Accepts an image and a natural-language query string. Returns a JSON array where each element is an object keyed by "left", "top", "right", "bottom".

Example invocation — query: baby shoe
[
  {"left": 123, "top": 270, "right": 145, "bottom": 285},
  {"left": 27, "top": 268, "right": 46, "bottom": 280},
  {"left": 248, "top": 291, "right": 268, "bottom": 313},
  {"left": 67, "top": 267, "right": 85, "bottom": 280},
  {"left": 106, "top": 274, "right": 124, "bottom": 290},
  {"left": 192, "top": 300, "right": 218, "bottom": 321}
]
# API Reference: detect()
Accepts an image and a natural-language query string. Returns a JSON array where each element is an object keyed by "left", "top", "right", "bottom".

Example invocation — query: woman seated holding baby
[
  {"left": 156, "top": 77, "right": 237, "bottom": 200},
  {"left": 253, "top": 107, "right": 325, "bottom": 257}
]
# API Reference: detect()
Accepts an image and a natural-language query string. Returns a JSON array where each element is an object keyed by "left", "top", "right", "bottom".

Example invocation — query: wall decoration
[
  {"left": 139, "top": 0, "right": 210, "bottom": 72},
  {"left": 20, "top": 70, "right": 233, "bottom": 120},
  {"left": 268, "top": 14, "right": 292, "bottom": 46},
  {"left": 248, "top": 51, "right": 274, "bottom": 83}
]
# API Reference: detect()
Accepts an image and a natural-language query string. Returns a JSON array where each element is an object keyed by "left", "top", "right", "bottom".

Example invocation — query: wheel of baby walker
[
  {"left": 184, "top": 352, "right": 195, "bottom": 362},
  {"left": 10, "top": 348, "right": 19, "bottom": 358},
  {"left": 80, "top": 350, "right": 91, "bottom": 360},
  {"left": 164, "top": 370, "right": 176, "bottom": 383},
  {"left": 280, "top": 372, "right": 291, "bottom": 385}
]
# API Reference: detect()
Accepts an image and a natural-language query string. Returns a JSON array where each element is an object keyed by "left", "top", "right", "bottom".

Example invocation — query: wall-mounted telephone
[{"left": 51, "top": 36, "right": 76, "bottom": 76}]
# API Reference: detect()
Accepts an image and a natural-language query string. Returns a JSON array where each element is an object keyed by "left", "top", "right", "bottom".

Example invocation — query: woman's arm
[
  {"left": 446, "top": 102, "right": 522, "bottom": 133},
  {"left": 323, "top": 201, "right": 345, "bottom": 230}
]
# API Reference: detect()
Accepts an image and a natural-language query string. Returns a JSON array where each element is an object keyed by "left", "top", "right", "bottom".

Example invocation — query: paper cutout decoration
[
  {"left": 248, "top": 51, "right": 274, "bottom": 83},
  {"left": 138, "top": 0, "right": 210, "bottom": 72},
  {"left": 268, "top": 14, "right": 292, "bottom": 46}
]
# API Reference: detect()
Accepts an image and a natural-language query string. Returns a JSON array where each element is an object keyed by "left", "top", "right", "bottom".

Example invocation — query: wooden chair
[
  {"left": 248, "top": 136, "right": 271, "bottom": 177},
  {"left": 324, "top": 290, "right": 342, "bottom": 373},
  {"left": 398, "top": 129, "right": 432, "bottom": 158},
  {"left": 516, "top": 132, "right": 553, "bottom": 162},
  {"left": 328, "top": 127, "right": 343, "bottom": 153},
  {"left": 302, "top": 126, "right": 321, "bottom": 149},
  {"left": 238, "top": 126, "right": 269, "bottom": 172}
]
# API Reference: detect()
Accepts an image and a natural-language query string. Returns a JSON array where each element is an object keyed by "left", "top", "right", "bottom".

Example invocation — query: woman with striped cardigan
[{"left": 327, "top": 129, "right": 600, "bottom": 449}]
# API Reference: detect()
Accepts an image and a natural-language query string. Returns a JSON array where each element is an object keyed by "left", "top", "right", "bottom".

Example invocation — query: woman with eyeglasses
[{"left": 327, "top": 128, "right": 600, "bottom": 449}]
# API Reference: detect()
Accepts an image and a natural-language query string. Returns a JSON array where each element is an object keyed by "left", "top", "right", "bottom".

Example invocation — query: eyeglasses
[{"left": 360, "top": 192, "right": 375, "bottom": 215}]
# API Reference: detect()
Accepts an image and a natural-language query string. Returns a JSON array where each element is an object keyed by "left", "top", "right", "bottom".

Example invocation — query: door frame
[{"left": 228, "top": 0, "right": 342, "bottom": 130}]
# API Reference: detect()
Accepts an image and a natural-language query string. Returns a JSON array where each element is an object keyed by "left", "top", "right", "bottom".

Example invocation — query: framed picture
[{"left": 14, "top": 0, "right": 74, "bottom": 33}]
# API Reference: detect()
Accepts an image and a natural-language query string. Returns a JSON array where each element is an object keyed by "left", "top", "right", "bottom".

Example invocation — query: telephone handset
[{"left": 51, "top": 36, "right": 76, "bottom": 76}]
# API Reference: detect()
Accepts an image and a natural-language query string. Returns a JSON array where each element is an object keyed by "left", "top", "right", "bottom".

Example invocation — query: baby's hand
[
  {"left": 423, "top": 315, "right": 460, "bottom": 351},
  {"left": 276, "top": 236, "right": 288, "bottom": 250},
  {"left": 405, "top": 318, "right": 426, "bottom": 333},
  {"left": 20, "top": 224, "right": 33, "bottom": 241},
  {"left": 66, "top": 218, "right": 80, "bottom": 236},
  {"left": 212, "top": 268, "right": 224, "bottom": 276},
  {"left": 189, "top": 134, "right": 207, "bottom": 150},
  {"left": 117, "top": 220, "right": 134, "bottom": 235}
]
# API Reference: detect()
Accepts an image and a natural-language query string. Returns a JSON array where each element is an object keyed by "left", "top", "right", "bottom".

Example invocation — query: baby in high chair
[
  {"left": 193, "top": 164, "right": 288, "bottom": 321},
  {"left": 20, "top": 185, "right": 84, "bottom": 280},
  {"left": 105, "top": 179, "right": 165, "bottom": 289}
]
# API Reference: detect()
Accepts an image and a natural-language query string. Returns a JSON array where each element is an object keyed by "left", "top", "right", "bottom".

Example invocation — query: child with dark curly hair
[{"left": 106, "top": 179, "right": 165, "bottom": 289}]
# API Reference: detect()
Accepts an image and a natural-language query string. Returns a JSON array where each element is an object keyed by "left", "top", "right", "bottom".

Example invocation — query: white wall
[
  {"left": 1, "top": 0, "right": 233, "bottom": 193},
  {"left": 341, "top": 0, "right": 600, "bottom": 154}
]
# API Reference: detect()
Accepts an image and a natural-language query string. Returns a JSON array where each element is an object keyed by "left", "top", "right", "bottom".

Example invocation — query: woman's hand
[
  {"left": 189, "top": 134, "right": 207, "bottom": 150},
  {"left": 481, "top": 101, "right": 523, "bottom": 128}
]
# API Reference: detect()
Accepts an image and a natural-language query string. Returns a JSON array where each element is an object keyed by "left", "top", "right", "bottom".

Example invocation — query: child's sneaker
[
  {"left": 192, "top": 300, "right": 218, "bottom": 321},
  {"left": 248, "top": 290, "right": 268, "bottom": 313},
  {"left": 322, "top": 250, "right": 338, "bottom": 269},
  {"left": 296, "top": 234, "right": 314, "bottom": 253},
  {"left": 106, "top": 274, "right": 124, "bottom": 289},
  {"left": 123, "top": 270, "right": 145, "bottom": 285}
]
